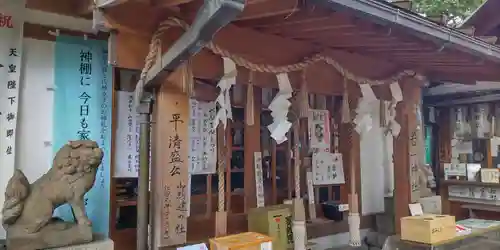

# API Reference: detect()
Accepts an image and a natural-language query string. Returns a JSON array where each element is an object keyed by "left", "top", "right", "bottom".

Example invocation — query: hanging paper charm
[
  {"left": 354, "top": 84, "right": 377, "bottom": 134},
  {"left": 267, "top": 73, "right": 293, "bottom": 144},
  {"left": 213, "top": 57, "right": 237, "bottom": 129},
  {"left": 385, "top": 82, "right": 403, "bottom": 137}
]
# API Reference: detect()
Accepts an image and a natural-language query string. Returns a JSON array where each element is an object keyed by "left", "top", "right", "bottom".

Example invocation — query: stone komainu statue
[{"left": 1, "top": 140, "right": 103, "bottom": 250}]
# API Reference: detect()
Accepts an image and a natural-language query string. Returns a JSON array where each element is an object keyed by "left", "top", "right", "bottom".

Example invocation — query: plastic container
[{"left": 321, "top": 201, "right": 344, "bottom": 221}]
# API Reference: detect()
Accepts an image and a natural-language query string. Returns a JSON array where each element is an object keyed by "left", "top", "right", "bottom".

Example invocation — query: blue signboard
[{"left": 53, "top": 35, "right": 112, "bottom": 235}]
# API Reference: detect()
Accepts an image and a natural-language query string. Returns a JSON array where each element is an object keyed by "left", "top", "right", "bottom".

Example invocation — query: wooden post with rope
[
  {"left": 215, "top": 124, "right": 227, "bottom": 237},
  {"left": 341, "top": 77, "right": 362, "bottom": 247}
]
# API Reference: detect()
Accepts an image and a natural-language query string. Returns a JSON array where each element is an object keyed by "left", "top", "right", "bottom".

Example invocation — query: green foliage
[{"left": 412, "top": 0, "right": 486, "bottom": 26}]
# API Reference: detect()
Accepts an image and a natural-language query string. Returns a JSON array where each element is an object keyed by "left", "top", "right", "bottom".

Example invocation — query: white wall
[
  {"left": 360, "top": 102, "right": 386, "bottom": 215},
  {"left": 17, "top": 38, "right": 55, "bottom": 181},
  {"left": 0, "top": 38, "right": 55, "bottom": 239}
]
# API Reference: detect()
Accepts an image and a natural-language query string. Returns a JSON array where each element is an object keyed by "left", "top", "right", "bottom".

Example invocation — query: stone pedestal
[{"left": 48, "top": 236, "right": 113, "bottom": 250}]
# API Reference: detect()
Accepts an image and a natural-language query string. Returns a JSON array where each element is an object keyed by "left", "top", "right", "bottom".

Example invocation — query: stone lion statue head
[{"left": 53, "top": 140, "right": 104, "bottom": 175}]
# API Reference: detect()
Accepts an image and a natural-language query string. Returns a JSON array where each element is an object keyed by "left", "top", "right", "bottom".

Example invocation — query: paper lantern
[
  {"left": 470, "top": 103, "right": 492, "bottom": 139},
  {"left": 450, "top": 106, "right": 471, "bottom": 140}
]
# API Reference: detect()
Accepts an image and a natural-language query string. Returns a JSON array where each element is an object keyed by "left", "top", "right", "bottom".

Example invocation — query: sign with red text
[{"left": 0, "top": 0, "right": 24, "bottom": 239}]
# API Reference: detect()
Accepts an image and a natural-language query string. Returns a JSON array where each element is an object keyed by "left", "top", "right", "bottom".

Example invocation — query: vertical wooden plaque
[{"left": 153, "top": 85, "right": 189, "bottom": 247}]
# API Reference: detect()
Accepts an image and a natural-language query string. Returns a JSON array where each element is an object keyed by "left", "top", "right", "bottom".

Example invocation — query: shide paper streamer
[
  {"left": 384, "top": 82, "right": 403, "bottom": 137},
  {"left": 354, "top": 84, "right": 378, "bottom": 134},
  {"left": 267, "top": 73, "right": 293, "bottom": 144},
  {"left": 213, "top": 57, "right": 237, "bottom": 129}
]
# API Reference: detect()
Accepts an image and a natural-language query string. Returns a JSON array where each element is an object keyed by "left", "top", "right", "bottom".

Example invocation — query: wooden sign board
[
  {"left": 188, "top": 99, "right": 217, "bottom": 175},
  {"left": 254, "top": 152, "right": 265, "bottom": 208},
  {"left": 409, "top": 127, "right": 421, "bottom": 203},
  {"left": 311, "top": 152, "right": 345, "bottom": 185},
  {"left": 308, "top": 109, "right": 331, "bottom": 153},
  {"left": 153, "top": 86, "right": 190, "bottom": 247},
  {"left": 481, "top": 168, "right": 499, "bottom": 183}
]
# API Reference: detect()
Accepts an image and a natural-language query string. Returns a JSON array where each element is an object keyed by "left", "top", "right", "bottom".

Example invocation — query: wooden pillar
[
  {"left": 438, "top": 109, "right": 452, "bottom": 214},
  {"left": 393, "top": 77, "right": 423, "bottom": 233},
  {"left": 244, "top": 84, "right": 261, "bottom": 211},
  {"left": 151, "top": 69, "right": 190, "bottom": 248},
  {"left": 339, "top": 81, "right": 362, "bottom": 211}
]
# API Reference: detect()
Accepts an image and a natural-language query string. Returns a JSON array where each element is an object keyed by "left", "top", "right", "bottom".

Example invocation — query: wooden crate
[
  {"left": 209, "top": 232, "right": 272, "bottom": 250},
  {"left": 248, "top": 205, "right": 293, "bottom": 250},
  {"left": 401, "top": 215, "right": 456, "bottom": 244}
]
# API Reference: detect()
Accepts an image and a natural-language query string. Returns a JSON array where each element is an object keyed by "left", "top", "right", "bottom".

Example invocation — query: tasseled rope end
[
  {"left": 348, "top": 212, "right": 362, "bottom": 247},
  {"left": 341, "top": 77, "right": 351, "bottom": 123}
]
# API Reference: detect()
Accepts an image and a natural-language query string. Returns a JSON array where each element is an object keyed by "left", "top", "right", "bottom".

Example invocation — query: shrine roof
[
  {"left": 28, "top": 0, "right": 500, "bottom": 83},
  {"left": 461, "top": 0, "right": 500, "bottom": 36}
]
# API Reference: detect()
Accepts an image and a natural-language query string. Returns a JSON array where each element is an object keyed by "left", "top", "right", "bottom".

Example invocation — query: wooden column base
[{"left": 215, "top": 211, "right": 227, "bottom": 237}]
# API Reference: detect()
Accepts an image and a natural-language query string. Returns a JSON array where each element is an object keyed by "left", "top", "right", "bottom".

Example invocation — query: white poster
[
  {"left": 360, "top": 102, "right": 386, "bottom": 214},
  {"left": 114, "top": 91, "right": 140, "bottom": 177},
  {"left": 0, "top": 0, "right": 24, "bottom": 239},
  {"left": 189, "top": 99, "right": 217, "bottom": 175},
  {"left": 449, "top": 185, "right": 500, "bottom": 202},
  {"left": 308, "top": 109, "right": 330, "bottom": 153},
  {"left": 312, "top": 152, "right": 345, "bottom": 185}
]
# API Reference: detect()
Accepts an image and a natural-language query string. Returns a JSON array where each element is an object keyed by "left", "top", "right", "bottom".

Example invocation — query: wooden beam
[
  {"left": 102, "top": 2, "right": 158, "bottom": 35},
  {"left": 75, "top": 0, "right": 94, "bottom": 14},
  {"left": 112, "top": 12, "right": 399, "bottom": 95},
  {"left": 182, "top": 0, "right": 304, "bottom": 21},
  {"left": 152, "top": 0, "right": 193, "bottom": 7},
  {"left": 143, "top": 0, "right": 245, "bottom": 93},
  {"left": 26, "top": 0, "right": 81, "bottom": 17},
  {"left": 233, "top": 8, "right": 333, "bottom": 28},
  {"left": 76, "top": 0, "right": 152, "bottom": 15},
  {"left": 237, "top": 0, "right": 302, "bottom": 21},
  {"left": 23, "top": 23, "right": 107, "bottom": 42}
]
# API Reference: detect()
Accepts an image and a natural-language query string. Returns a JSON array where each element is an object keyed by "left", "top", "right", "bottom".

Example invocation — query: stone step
[{"left": 47, "top": 237, "right": 113, "bottom": 250}]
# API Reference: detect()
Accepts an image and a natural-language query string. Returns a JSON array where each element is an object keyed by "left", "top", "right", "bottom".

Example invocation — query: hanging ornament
[
  {"left": 385, "top": 81, "right": 403, "bottom": 137},
  {"left": 471, "top": 103, "right": 492, "bottom": 139},
  {"left": 213, "top": 57, "right": 237, "bottom": 129},
  {"left": 246, "top": 73, "right": 255, "bottom": 126},
  {"left": 267, "top": 73, "right": 293, "bottom": 144},
  {"left": 354, "top": 83, "right": 378, "bottom": 134},
  {"left": 451, "top": 106, "right": 470, "bottom": 139},
  {"left": 341, "top": 78, "right": 351, "bottom": 124}
]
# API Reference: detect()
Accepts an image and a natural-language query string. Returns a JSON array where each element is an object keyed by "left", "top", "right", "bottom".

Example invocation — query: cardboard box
[
  {"left": 209, "top": 232, "right": 272, "bottom": 250},
  {"left": 248, "top": 205, "right": 293, "bottom": 250},
  {"left": 401, "top": 214, "right": 456, "bottom": 244}
]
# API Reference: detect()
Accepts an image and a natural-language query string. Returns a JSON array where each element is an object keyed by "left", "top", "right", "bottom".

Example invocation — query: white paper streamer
[
  {"left": 389, "top": 82, "right": 403, "bottom": 103},
  {"left": 213, "top": 57, "right": 237, "bottom": 129},
  {"left": 268, "top": 73, "right": 293, "bottom": 144},
  {"left": 354, "top": 84, "right": 377, "bottom": 134},
  {"left": 385, "top": 82, "right": 403, "bottom": 137}
]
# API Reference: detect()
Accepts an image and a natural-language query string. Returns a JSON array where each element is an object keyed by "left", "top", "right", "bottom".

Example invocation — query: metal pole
[{"left": 137, "top": 101, "right": 152, "bottom": 250}]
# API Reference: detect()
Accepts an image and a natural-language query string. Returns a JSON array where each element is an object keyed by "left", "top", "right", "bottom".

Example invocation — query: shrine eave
[
  {"left": 317, "top": 0, "right": 500, "bottom": 64},
  {"left": 460, "top": 0, "right": 500, "bottom": 36}
]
